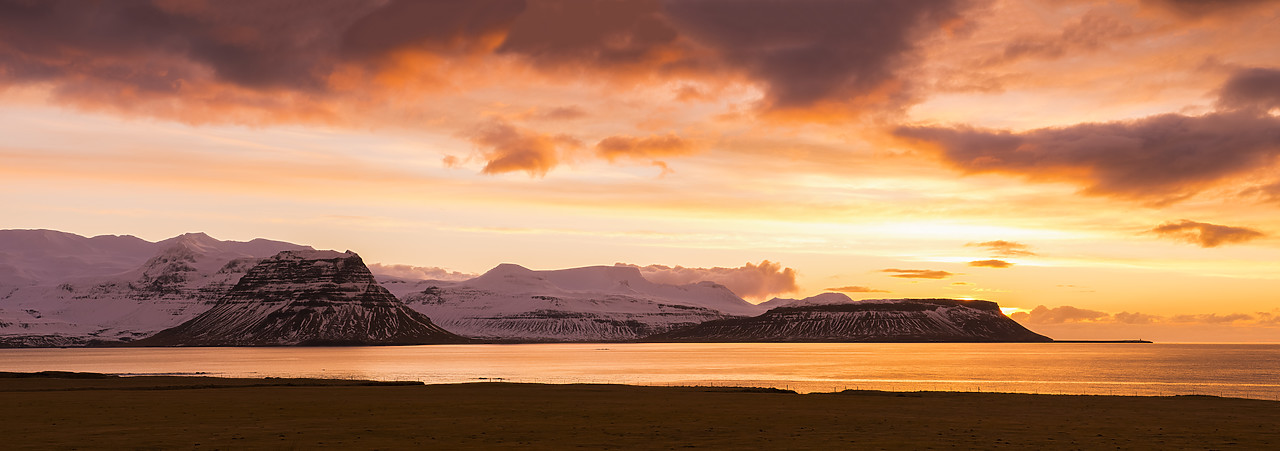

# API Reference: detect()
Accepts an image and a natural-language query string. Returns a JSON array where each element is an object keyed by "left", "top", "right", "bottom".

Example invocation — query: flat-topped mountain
[
  {"left": 140, "top": 250, "right": 464, "bottom": 346},
  {"left": 648, "top": 296, "right": 1051, "bottom": 343}
]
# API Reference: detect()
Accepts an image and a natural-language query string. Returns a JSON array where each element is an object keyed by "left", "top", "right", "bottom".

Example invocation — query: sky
[{"left": 2, "top": 0, "right": 1279, "bottom": 341}]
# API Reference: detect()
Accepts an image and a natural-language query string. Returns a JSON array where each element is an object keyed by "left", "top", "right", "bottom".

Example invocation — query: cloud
[
  {"left": 619, "top": 260, "right": 798, "bottom": 300},
  {"left": 496, "top": 0, "right": 679, "bottom": 69},
  {"left": 533, "top": 105, "right": 589, "bottom": 121},
  {"left": 824, "top": 286, "right": 891, "bottom": 293},
  {"left": 466, "top": 119, "right": 581, "bottom": 176},
  {"left": 340, "top": 0, "right": 524, "bottom": 59},
  {"left": 1009, "top": 305, "right": 1109, "bottom": 324},
  {"left": 1215, "top": 67, "right": 1280, "bottom": 114},
  {"left": 664, "top": 0, "right": 975, "bottom": 114},
  {"left": 966, "top": 240, "right": 1036, "bottom": 257},
  {"left": 897, "top": 67, "right": 1280, "bottom": 204},
  {"left": 1113, "top": 311, "right": 1161, "bottom": 325},
  {"left": 1141, "top": 0, "right": 1280, "bottom": 19},
  {"left": 596, "top": 133, "right": 695, "bottom": 162},
  {"left": 1148, "top": 220, "right": 1265, "bottom": 247},
  {"left": 368, "top": 263, "right": 476, "bottom": 282},
  {"left": 968, "top": 259, "right": 1012, "bottom": 268},
  {"left": 984, "top": 10, "right": 1135, "bottom": 66},
  {"left": 881, "top": 268, "right": 954, "bottom": 279},
  {"left": 1012, "top": 306, "right": 1274, "bottom": 327},
  {"left": 1170, "top": 313, "right": 1254, "bottom": 324},
  {"left": 897, "top": 109, "right": 1280, "bottom": 204}
]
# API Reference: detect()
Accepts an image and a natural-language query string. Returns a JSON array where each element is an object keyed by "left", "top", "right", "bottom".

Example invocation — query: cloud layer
[
  {"left": 824, "top": 285, "right": 891, "bottom": 293},
  {"left": 368, "top": 263, "right": 477, "bottom": 282},
  {"left": 881, "top": 268, "right": 954, "bottom": 279},
  {"left": 619, "top": 260, "right": 798, "bottom": 300}
]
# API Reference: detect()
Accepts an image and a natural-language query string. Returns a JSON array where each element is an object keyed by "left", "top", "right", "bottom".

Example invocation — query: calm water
[{"left": 3, "top": 343, "right": 1279, "bottom": 400}]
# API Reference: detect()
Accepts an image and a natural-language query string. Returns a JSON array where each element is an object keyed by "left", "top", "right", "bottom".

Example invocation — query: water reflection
[{"left": 2, "top": 343, "right": 1278, "bottom": 400}]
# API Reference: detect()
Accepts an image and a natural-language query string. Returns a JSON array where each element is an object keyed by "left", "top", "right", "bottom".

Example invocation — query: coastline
[{"left": 3, "top": 372, "right": 1277, "bottom": 449}]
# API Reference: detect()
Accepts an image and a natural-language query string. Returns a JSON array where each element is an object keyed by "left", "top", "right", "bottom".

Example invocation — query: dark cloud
[
  {"left": 497, "top": 0, "right": 678, "bottom": 68},
  {"left": 881, "top": 268, "right": 954, "bottom": 279},
  {"left": 897, "top": 111, "right": 1280, "bottom": 204},
  {"left": 466, "top": 120, "right": 580, "bottom": 176},
  {"left": 664, "top": 0, "right": 974, "bottom": 112},
  {"left": 1215, "top": 67, "right": 1280, "bottom": 114},
  {"left": 596, "top": 133, "right": 695, "bottom": 162},
  {"left": 1148, "top": 220, "right": 1265, "bottom": 247},
  {"left": 824, "top": 285, "right": 891, "bottom": 293},
  {"left": 618, "top": 260, "right": 798, "bottom": 300},
  {"left": 1009, "top": 305, "right": 1109, "bottom": 324},
  {"left": 966, "top": 240, "right": 1036, "bottom": 257},
  {"left": 968, "top": 259, "right": 1012, "bottom": 268},
  {"left": 898, "top": 67, "right": 1280, "bottom": 204},
  {"left": 341, "top": 0, "right": 524, "bottom": 59},
  {"left": 1141, "top": 0, "right": 1280, "bottom": 18},
  {"left": 0, "top": 0, "right": 385, "bottom": 92},
  {"left": 0, "top": 0, "right": 980, "bottom": 129}
]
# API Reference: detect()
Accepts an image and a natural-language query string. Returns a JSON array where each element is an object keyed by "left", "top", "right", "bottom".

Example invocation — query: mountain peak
[{"left": 138, "top": 248, "right": 463, "bottom": 346}]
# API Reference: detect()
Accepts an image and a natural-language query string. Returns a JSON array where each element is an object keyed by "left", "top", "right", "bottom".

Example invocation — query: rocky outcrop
[
  {"left": 139, "top": 250, "right": 465, "bottom": 346},
  {"left": 647, "top": 298, "right": 1052, "bottom": 342}
]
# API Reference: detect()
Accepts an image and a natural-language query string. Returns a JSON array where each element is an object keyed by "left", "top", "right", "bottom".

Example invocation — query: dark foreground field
[{"left": 2, "top": 373, "right": 1277, "bottom": 449}]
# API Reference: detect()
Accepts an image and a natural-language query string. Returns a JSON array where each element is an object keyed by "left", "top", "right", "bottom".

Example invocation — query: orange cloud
[
  {"left": 1148, "top": 220, "right": 1265, "bottom": 247},
  {"left": 968, "top": 259, "right": 1013, "bottom": 268},
  {"left": 1010, "top": 305, "right": 1109, "bottom": 324},
  {"left": 824, "top": 286, "right": 890, "bottom": 293},
  {"left": 881, "top": 268, "right": 954, "bottom": 279},
  {"left": 466, "top": 120, "right": 581, "bottom": 176},
  {"left": 966, "top": 240, "right": 1036, "bottom": 257},
  {"left": 619, "top": 260, "right": 798, "bottom": 300},
  {"left": 596, "top": 133, "right": 696, "bottom": 162}
]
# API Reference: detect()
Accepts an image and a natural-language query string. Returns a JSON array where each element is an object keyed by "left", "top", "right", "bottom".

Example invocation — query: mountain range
[{"left": 1, "top": 230, "right": 1050, "bottom": 346}]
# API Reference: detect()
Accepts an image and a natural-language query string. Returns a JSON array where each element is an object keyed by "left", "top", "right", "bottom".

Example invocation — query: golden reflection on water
[{"left": 2, "top": 343, "right": 1278, "bottom": 400}]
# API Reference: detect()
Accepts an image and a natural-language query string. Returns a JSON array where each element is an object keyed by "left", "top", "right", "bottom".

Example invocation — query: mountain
[
  {"left": 0, "top": 229, "right": 155, "bottom": 286},
  {"left": 648, "top": 296, "right": 1052, "bottom": 342},
  {"left": 139, "top": 250, "right": 465, "bottom": 346},
  {"left": 0, "top": 231, "right": 309, "bottom": 347},
  {"left": 381, "top": 263, "right": 763, "bottom": 342}
]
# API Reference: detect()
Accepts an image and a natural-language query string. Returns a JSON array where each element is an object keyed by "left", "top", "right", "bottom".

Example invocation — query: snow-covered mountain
[
  {"left": 649, "top": 296, "right": 1052, "bottom": 342},
  {"left": 140, "top": 250, "right": 463, "bottom": 346},
  {"left": 0, "top": 231, "right": 309, "bottom": 346},
  {"left": 381, "top": 263, "right": 764, "bottom": 342}
]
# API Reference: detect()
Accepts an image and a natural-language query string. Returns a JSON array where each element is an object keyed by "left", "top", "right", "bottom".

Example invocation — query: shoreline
[{"left": 4, "top": 372, "right": 1278, "bottom": 449}]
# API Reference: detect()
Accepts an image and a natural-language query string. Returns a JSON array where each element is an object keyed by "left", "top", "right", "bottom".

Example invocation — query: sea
[{"left": 2, "top": 343, "right": 1278, "bottom": 400}]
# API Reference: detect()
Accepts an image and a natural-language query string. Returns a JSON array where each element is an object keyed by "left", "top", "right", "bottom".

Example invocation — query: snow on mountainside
[
  {"left": 650, "top": 297, "right": 1052, "bottom": 342},
  {"left": 139, "top": 250, "right": 464, "bottom": 346},
  {"left": 0, "top": 230, "right": 155, "bottom": 286},
  {"left": 382, "top": 263, "right": 764, "bottom": 342},
  {"left": 0, "top": 231, "right": 309, "bottom": 347}
]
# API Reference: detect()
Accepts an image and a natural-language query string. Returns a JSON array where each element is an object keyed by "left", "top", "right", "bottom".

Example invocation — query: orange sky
[{"left": 2, "top": 0, "right": 1279, "bottom": 341}]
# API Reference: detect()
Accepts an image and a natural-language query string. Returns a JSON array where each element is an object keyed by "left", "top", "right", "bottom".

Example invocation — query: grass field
[{"left": 3, "top": 372, "right": 1277, "bottom": 449}]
